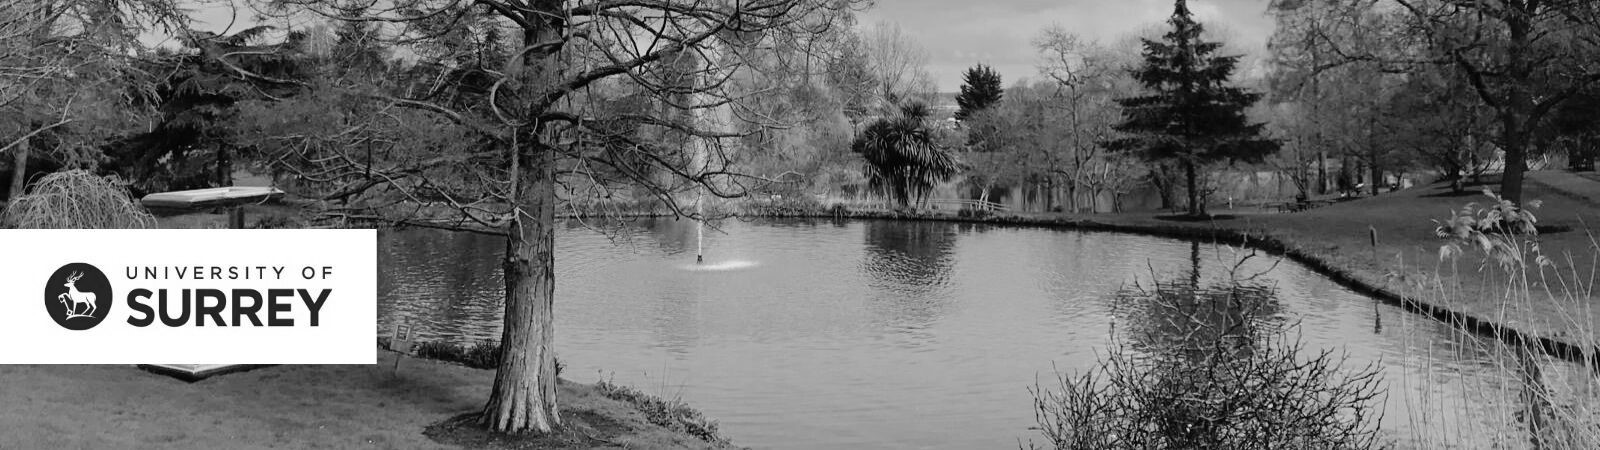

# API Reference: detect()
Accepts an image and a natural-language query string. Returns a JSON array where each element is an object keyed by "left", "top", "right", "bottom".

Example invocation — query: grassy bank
[
  {"left": 809, "top": 172, "right": 1600, "bottom": 366},
  {"left": 0, "top": 352, "right": 729, "bottom": 449}
]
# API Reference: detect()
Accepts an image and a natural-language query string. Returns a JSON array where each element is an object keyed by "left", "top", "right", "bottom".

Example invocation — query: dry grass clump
[
  {"left": 1401, "top": 189, "right": 1600, "bottom": 449},
  {"left": 2, "top": 169, "right": 154, "bottom": 229}
]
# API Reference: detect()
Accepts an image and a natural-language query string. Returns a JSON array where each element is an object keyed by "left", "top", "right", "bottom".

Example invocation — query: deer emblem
[{"left": 56, "top": 271, "right": 98, "bottom": 319}]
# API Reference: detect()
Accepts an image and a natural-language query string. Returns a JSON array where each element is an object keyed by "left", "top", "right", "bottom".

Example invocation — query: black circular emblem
[{"left": 44, "top": 263, "right": 113, "bottom": 330}]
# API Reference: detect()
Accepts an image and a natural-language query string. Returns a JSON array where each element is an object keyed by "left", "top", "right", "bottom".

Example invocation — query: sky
[{"left": 857, "top": 0, "right": 1280, "bottom": 92}]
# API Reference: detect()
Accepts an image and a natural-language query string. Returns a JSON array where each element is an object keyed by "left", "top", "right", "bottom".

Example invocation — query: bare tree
[
  {"left": 1034, "top": 26, "right": 1126, "bottom": 212},
  {"left": 261, "top": 0, "right": 861, "bottom": 434},
  {"left": 862, "top": 20, "right": 933, "bottom": 109}
]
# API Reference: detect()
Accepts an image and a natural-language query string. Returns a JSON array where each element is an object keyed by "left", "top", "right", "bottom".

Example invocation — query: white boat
[
  {"left": 140, "top": 186, "right": 285, "bottom": 210},
  {"left": 136, "top": 364, "right": 271, "bottom": 382}
]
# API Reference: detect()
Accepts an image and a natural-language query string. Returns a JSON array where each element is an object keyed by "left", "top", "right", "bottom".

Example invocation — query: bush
[
  {"left": 738, "top": 194, "right": 825, "bottom": 217},
  {"left": 2, "top": 170, "right": 155, "bottom": 229},
  {"left": 828, "top": 203, "right": 850, "bottom": 217},
  {"left": 1026, "top": 275, "right": 1385, "bottom": 450}
]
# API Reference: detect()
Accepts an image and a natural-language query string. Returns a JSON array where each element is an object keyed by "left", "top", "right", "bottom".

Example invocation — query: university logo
[{"left": 44, "top": 263, "right": 113, "bottom": 331}]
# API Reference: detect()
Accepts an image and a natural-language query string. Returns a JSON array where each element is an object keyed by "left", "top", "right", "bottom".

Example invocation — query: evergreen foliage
[
  {"left": 955, "top": 64, "right": 1004, "bottom": 121},
  {"left": 1108, "top": 0, "right": 1276, "bottom": 216},
  {"left": 853, "top": 102, "right": 961, "bottom": 208}
]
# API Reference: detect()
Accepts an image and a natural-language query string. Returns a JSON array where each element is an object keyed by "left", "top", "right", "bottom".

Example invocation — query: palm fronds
[{"left": 852, "top": 102, "right": 960, "bottom": 207}]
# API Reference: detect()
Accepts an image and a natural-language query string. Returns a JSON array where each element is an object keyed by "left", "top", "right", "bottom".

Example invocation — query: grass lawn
[
  {"left": 1222, "top": 171, "right": 1600, "bottom": 347},
  {"left": 0, "top": 352, "right": 724, "bottom": 449}
]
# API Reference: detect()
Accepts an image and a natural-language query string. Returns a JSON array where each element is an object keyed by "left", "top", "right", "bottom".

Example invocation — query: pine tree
[
  {"left": 1109, "top": 0, "right": 1277, "bottom": 216},
  {"left": 955, "top": 64, "right": 1003, "bottom": 121}
]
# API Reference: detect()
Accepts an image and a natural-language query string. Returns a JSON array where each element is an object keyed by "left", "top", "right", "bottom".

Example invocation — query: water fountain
[{"left": 682, "top": 55, "right": 756, "bottom": 273}]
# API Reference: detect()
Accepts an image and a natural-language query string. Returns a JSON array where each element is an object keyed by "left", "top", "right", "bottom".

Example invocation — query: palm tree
[{"left": 853, "top": 102, "right": 960, "bottom": 209}]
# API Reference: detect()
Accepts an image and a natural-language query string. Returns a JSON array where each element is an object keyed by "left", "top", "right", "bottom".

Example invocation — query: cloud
[{"left": 859, "top": 0, "right": 1276, "bottom": 91}]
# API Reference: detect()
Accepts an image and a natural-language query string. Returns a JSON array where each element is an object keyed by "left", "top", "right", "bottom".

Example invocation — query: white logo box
[{"left": 0, "top": 229, "right": 377, "bottom": 364}]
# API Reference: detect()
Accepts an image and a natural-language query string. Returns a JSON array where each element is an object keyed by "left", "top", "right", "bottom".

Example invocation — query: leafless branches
[
  {"left": 251, "top": 0, "right": 863, "bottom": 234},
  {"left": 1027, "top": 276, "right": 1387, "bottom": 450}
]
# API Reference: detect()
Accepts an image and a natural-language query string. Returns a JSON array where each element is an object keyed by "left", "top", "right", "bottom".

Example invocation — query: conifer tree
[
  {"left": 955, "top": 64, "right": 1003, "bottom": 121},
  {"left": 1109, "top": 0, "right": 1276, "bottom": 216}
]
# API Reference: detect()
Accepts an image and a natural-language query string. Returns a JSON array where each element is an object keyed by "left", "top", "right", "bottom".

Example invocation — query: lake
[{"left": 378, "top": 218, "right": 1594, "bottom": 449}]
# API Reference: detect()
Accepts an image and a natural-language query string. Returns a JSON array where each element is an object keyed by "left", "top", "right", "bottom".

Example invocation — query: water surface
[{"left": 378, "top": 218, "right": 1592, "bottom": 449}]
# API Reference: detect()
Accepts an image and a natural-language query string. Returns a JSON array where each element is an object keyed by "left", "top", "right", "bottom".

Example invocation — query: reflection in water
[
  {"left": 861, "top": 220, "right": 957, "bottom": 290},
  {"left": 859, "top": 221, "right": 959, "bottom": 341},
  {"left": 377, "top": 219, "right": 1599, "bottom": 449},
  {"left": 1090, "top": 275, "right": 1383, "bottom": 448},
  {"left": 683, "top": 260, "right": 760, "bottom": 271}
]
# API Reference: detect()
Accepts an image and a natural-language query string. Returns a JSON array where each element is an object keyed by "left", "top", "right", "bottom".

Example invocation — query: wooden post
[
  {"left": 1369, "top": 225, "right": 1379, "bottom": 265},
  {"left": 228, "top": 207, "right": 246, "bottom": 229}
]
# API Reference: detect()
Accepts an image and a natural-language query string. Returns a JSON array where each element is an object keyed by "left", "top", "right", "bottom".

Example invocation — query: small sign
[{"left": 391, "top": 321, "right": 414, "bottom": 354}]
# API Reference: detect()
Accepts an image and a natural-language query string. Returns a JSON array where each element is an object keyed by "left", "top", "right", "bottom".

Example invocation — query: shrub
[
  {"left": 251, "top": 213, "right": 301, "bottom": 229},
  {"left": 828, "top": 203, "right": 850, "bottom": 217},
  {"left": 738, "top": 194, "right": 824, "bottom": 217},
  {"left": 1026, "top": 276, "right": 1385, "bottom": 450},
  {"left": 2, "top": 170, "right": 155, "bottom": 229}
]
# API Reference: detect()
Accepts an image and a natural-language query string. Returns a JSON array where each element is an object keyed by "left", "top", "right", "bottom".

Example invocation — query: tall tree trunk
[
  {"left": 1066, "top": 182, "right": 1078, "bottom": 213},
  {"left": 1497, "top": 5, "right": 1534, "bottom": 206},
  {"left": 217, "top": 146, "right": 233, "bottom": 186},
  {"left": 482, "top": 133, "right": 561, "bottom": 433},
  {"left": 1369, "top": 165, "right": 1381, "bottom": 196},
  {"left": 1185, "top": 159, "right": 1201, "bottom": 216},
  {"left": 482, "top": 3, "right": 563, "bottom": 432},
  {"left": 8, "top": 136, "right": 27, "bottom": 201},
  {"left": 1368, "top": 149, "right": 1381, "bottom": 196},
  {"left": 1317, "top": 151, "right": 1328, "bottom": 195},
  {"left": 1502, "top": 125, "right": 1528, "bottom": 204},
  {"left": 1089, "top": 184, "right": 1100, "bottom": 214},
  {"left": 1367, "top": 115, "right": 1381, "bottom": 196},
  {"left": 1152, "top": 164, "right": 1176, "bottom": 211}
]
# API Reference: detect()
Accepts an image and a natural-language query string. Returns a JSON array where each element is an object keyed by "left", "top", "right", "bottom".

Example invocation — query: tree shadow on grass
[
  {"left": 1422, "top": 189, "right": 1496, "bottom": 198},
  {"left": 1154, "top": 214, "right": 1240, "bottom": 222}
]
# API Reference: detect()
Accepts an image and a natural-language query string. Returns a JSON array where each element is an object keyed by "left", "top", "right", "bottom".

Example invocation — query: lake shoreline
[
  {"left": 155, "top": 177, "right": 1600, "bottom": 370},
  {"left": 819, "top": 209, "right": 1599, "bottom": 366},
  {"left": 779, "top": 177, "right": 1600, "bottom": 372}
]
